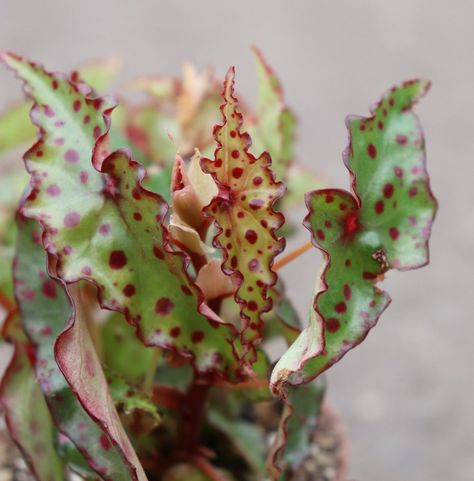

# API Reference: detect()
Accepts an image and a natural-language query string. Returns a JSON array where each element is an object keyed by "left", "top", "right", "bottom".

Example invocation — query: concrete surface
[{"left": 0, "top": 1, "right": 473, "bottom": 480}]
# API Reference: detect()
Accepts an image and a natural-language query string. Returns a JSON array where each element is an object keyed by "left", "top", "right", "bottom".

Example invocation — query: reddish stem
[
  {"left": 176, "top": 380, "right": 210, "bottom": 455},
  {"left": 0, "top": 291, "right": 16, "bottom": 316},
  {"left": 191, "top": 455, "right": 229, "bottom": 481},
  {"left": 273, "top": 241, "right": 313, "bottom": 271}
]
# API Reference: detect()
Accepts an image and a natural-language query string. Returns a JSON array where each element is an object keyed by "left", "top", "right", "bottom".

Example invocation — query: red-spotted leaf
[
  {"left": 271, "top": 80, "right": 437, "bottom": 393},
  {"left": 14, "top": 216, "right": 146, "bottom": 481},
  {"left": 1, "top": 52, "right": 240, "bottom": 378},
  {"left": 202, "top": 68, "right": 285, "bottom": 355},
  {"left": 267, "top": 379, "right": 325, "bottom": 480},
  {"left": 249, "top": 47, "right": 296, "bottom": 182},
  {"left": 0, "top": 313, "right": 66, "bottom": 481}
]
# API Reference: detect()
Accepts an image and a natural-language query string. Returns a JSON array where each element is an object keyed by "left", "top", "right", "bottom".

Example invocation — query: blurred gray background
[{"left": 1, "top": 1, "right": 473, "bottom": 480}]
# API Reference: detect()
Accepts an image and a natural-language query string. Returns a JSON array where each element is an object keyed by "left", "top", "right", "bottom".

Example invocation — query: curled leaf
[
  {"left": 272, "top": 80, "right": 437, "bottom": 394},
  {"left": 14, "top": 216, "right": 146, "bottom": 481},
  {"left": 202, "top": 67, "right": 285, "bottom": 355}
]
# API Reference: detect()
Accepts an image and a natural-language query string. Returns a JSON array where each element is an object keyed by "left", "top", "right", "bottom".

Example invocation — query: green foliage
[{"left": 0, "top": 50, "right": 436, "bottom": 481}]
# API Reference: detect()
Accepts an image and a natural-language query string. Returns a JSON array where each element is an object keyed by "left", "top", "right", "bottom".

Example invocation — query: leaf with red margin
[
  {"left": 202, "top": 68, "right": 285, "bottom": 356},
  {"left": 0, "top": 56, "right": 121, "bottom": 158},
  {"left": 267, "top": 378, "right": 325, "bottom": 480},
  {"left": 0, "top": 313, "right": 66, "bottom": 481},
  {"left": 249, "top": 47, "right": 296, "bottom": 182},
  {"left": 0, "top": 52, "right": 240, "bottom": 378},
  {"left": 14, "top": 215, "right": 146, "bottom": 481},
  {"left": 271, "top": 80, "right": 437, "bottom": 394}
]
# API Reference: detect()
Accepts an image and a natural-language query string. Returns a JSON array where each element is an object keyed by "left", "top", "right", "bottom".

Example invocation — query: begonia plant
[{"left": 0, "top": 48, "right": 437, "bottom": 481}]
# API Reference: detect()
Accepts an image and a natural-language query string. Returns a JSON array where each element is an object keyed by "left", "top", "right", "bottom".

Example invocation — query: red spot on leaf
[
  {"left": 335, "top": 302, "right": 347, "bottom": 313},
  {"left": 80, "top": 171, "right": 88, "bottom": 184},
  {"left": 389, "top": 227, "right": 400, "bottom": 240},
  {"left": 99, "top": 224, "right": 110, "bottom": 236},
  {"left": 232, "top": 167, "right": 243, "bottom": 179},
  {"left": 344, "top": 212, "right": 359, "bottom": 236},
  {"left": 253, "top": 176, "right": 263, "bottom": 186},
  {"left": 326, "top": 318, "right": 340, "bottom": 333},
  {"left": 367, "top": 144, "right": 377, "bottom": 159},
  {"left": 374, "top": 200, "right": 384, "bottom": 214},
  {"left": 396, "top": 134, "right": 408, "bottom": 145},
  {"left": 248, "top": 258, "right": 260, "bottom": 272},
  {"left": 383, "top": 183, "right": 394, "bottom": 198},
  {"left": 191, "top": 331, "right": 205, "bottom": 343},
  {"left": 99, "top": 435, "right": 112, "bottom": 451},
  {"left": 249, "top": 198, "right": 264, "bottom": 210},
  {"left": 343, "top": 284, "right": 352, "bottom": 301},
  {"left": 109, "top": 250, "right": 127, "bottom": 269},
  {"left": 46, "top": 184, "right": 61, "bottom": 197},
  {"left": 42, "top": 280, "right": 57, "bottom": 299},
  {"left": 133, "top": 212, "right": 142, "bottom": 221},
  {"left": 245, "top": 229, "right": 258, "bottom": 244},
  {"left": 123, "top": 284, "right": 136, "bottom": 297},
  {"left": 248, "top": 301, "right": 258, "bottom": 311},
  {"left": 64, "top": 149, "right": 79, "bottom": 163},
  {"left": 73, "top": 100, "right": 81, "bottom": 112},
  {"left": 231, "top": 150, "right": 239, "bottom": 159},
  {"left": 316, "top": 229, "right": 325, "bottom": 240},
  {"left": 409, "top": 186, "right": 418, "bottom": 197},
  {"left": 93, "top": 126, "right": 101, "bottom": 139},
  {"left": 155, "top": 297, "right": 174, "bottom": 316},
  {"left": 170, "top": 327, "right": 181, "bottom": 337},
  {"left": 64, "top": 212, "right": 81, "bottom": 228}
]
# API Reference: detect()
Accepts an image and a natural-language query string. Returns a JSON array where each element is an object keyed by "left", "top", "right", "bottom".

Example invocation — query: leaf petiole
[{"left": 273, "top": 241, "right": 313, "bottom": 271}]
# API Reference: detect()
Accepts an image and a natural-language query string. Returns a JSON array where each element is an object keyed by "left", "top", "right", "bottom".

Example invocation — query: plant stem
[
  {"left": 192, "top": 455, "right": 229, "bottom": 481},
  {"left": 0, "top": 291, "right": 15, "bottom": 316},
  {"left": 177, "top": 380, "right": 210, "bottom": 455},
  {"left": 273, "top": 241, "right": 313, "bottom": 271}
]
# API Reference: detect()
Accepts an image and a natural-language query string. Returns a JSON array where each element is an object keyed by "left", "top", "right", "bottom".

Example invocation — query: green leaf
[
  {"left": 107, "top": 372, "right": 161, "bottom": 427},
  {"left": 271, "top": 80, "right": 437, "bottom": 393},
  {"left": 202, "top": 67, "right": 285, "bottom": 356},
  {"left": 14, "top": 216, "right": 146, "bottom": 481},
  {"left": 249, "top": 47, "right": 296, "bottom": 181},
  {"left": 1, "top": 52, "right": 239, "bottom": 378},
  {"left": 0, "top": 314, "right": 66, "bottom": 481},
  {"left": 0, "top": 101, "right": 35, "bottom": 156},
  {"left": 207, "top": 410, "right": 267, "bottom": 475},
  {"left": 0, "top": 56, "right": 121, "bottom": 159},
  {"left": 267, "top": 378, "right": 325, "bottom": 480},
  {"left": 102, "top": 312, "right": 155, "bottom": 384}
]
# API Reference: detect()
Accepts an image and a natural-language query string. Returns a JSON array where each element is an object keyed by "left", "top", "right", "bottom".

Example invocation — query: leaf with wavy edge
[
  {"left": 1, "top": 52, "right": 240, "bottom": 378},
  {"left": 267, "top": 378, "right": 325, "bottom": 480},
  {"left": 0, "top": 56, "right": 121, "bottom": 158},
  {"left": 202, "top": 67, "right": 285, "bottom": 356},
  {"left": 249, "top": 47, "right": 296, "bottom": 182},
  {"left": 271, "top": 80, "right": 437, "bottom": 394},
  {"left": 14, "top": 215, "right": 146, "bottom": 481},
  {"left": 0, "top": 313, "right": 66, "bottom": 481}
]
